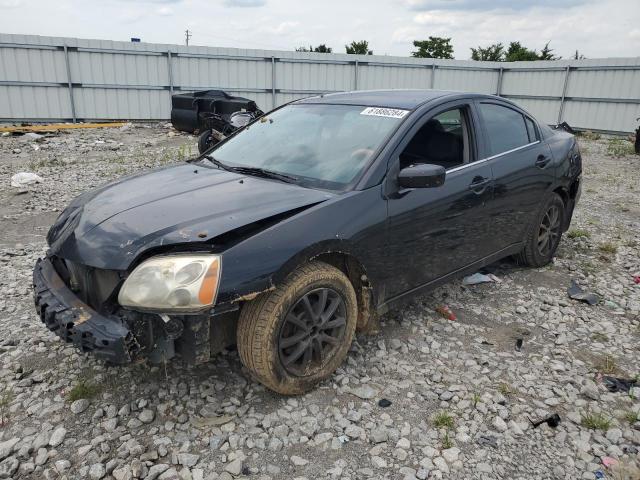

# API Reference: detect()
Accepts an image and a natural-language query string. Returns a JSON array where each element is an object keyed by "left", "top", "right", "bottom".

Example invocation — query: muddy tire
[
  {"left": 237, "top": 261, "right": 358, "bottom": 395},
  {"left": 518, "top": 193, "right": 565, "bottom": 267}
]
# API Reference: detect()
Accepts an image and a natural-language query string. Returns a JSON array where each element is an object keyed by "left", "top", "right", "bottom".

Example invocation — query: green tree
[
  {"left": 470, "top": 43, "right": 505, "bottom": 61},
  {"left": 538, "top": 42, "right": 560, "bottom": 60},
  {"left": 295, "top": 44, "right": 333, "bottom": 53},
  {"left": 345, "top": 40, "right": 372, "bottom": 55},
  {"left": 411, "top": 36, "right": 454, "bottom": 59},
  {"left": 313, "top": 44, "right": 332, "bottom": 53},
  {"left": 504, "top": 41, "right": 540, "bottom": 61}
]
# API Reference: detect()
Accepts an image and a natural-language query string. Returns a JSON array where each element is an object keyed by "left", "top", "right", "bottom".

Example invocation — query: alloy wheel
[
  {"left": 537, "top": 205, "right": 561, "bottom": 257},
  {"left": 278, "top": 288, "right": 347, "bottom": 376}
]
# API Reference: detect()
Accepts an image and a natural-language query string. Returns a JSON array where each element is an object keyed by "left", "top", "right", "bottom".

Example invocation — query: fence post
[
  {"left": 271, "top": 56, "right": 276, "bottom": 109},
  {"left": 167, "top": 51, "right": 174, "bottom": 95},
  {"left": 430, "top": 64, "right": 437, "bottom": 89},
  {"left": 496, "top": 67, "right": 503, "bottom": 96},
  {"left": 557, "top": 65, "right": 571, "bottom": 124},
  {"left": 63, "top": 44, "right": 76, "bottom": 123},
  {"left": 354, "top": 59, "right": 359, "bottom": 90}
]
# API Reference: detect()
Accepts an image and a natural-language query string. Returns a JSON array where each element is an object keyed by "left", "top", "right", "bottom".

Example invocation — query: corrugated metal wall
[{"left": 1, "top": 33, "right": 639, "bottom": 133}]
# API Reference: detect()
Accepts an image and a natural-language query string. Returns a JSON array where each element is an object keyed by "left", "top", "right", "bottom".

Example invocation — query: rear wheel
[
  {"left": 237, "top": 261, "right": 357, "bottom": 395},
  {"left": 518, "top": 193, "right": 565, "bottom": 267}
]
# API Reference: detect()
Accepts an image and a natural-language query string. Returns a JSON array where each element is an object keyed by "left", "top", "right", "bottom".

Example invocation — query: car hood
[{"left": 48, "top": 163, "right": 334, "bottom": 270}]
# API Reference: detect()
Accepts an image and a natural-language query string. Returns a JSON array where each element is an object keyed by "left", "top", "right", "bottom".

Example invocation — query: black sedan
[{"left": 33, "top": 90, "right": 582, "bottom": 394}]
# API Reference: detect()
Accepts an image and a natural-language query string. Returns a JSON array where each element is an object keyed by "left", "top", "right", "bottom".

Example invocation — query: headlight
[{"left": 118, "top": 255, "right": 221, "bottom": 312}]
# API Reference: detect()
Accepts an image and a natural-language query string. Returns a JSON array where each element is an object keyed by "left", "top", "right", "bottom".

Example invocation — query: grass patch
[
  {"left": 594, "top": 354, "right": 619, "bottom": 375},
  {"left": 580, "top": 130, "right": 601, "bottom": 141},
  {"left": 441, "top": 431, "right": 454, "bottom": 449},
  {"left": 598, "top": 242, "right": 618, "bottom": 255},
  {"left": 568, "top": 229, "right": 590, "bottom": 239},
  {"left": 432, "top": 411, "right": 454, "bottom": 429},
  {"left": 606, "top": 138, "right": 634, "bottom": 157},
  {"left": 623, "top": 410, "right": 639, "bottom": 424},
  {"left": 581, "top": 412, "right": 611, "bottom": 431},
  {"left": 498, "top": 382, "right": 516, "bottom": 397},
  {"left": 67, "top": 379, "right": 101, "bottom": 402},
  {"left": 591, "top": 332, "right": 609, "bottom": 343},
  {"left": 472, "top": 392, "right": 481, "bottom": 408},
  {"left": 0, "top": 388, "right": 14, "bottom": 426}
]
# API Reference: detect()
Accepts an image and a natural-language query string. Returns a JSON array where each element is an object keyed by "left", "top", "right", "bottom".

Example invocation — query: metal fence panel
[
  {"left": 501, "top": 70, "right": 566, "bottom": 97},
  {"left": 0, "top": 85, "right": 71, "bottom": 119},
  {"left": 563, "top": 100, "right": 639, "bottom": 133},
  {"left": 358, "top": 65, "right": 431, "bottom": 90},
  {"left": 434, "top": 68, "right": 497, "bottom": 94},
  {"left": 0, "top": 33, "right": 639, "bottom": 133}
]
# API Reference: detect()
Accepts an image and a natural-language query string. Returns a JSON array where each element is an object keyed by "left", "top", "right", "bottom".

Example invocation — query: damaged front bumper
[
  {"left": 33, "top": 258, "right": 137, "bottom": 364},
  {"left": 33, "top": 257, "right": 238, "bottom": 365}
]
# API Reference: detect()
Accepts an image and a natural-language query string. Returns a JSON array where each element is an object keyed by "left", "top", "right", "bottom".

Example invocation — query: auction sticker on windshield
[{"left": 360, "top": 107, "right": 409, "bottom": 119}]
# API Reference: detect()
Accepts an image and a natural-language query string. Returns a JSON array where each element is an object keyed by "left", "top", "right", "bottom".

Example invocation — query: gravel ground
[{"left": 0, "top": 124, "right": 638, "bottom": 480}]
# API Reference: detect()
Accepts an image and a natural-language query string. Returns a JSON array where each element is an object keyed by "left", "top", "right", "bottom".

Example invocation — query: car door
[
  {"left": 383, "top": 101, "right": 495, "bottom": 300},
  {"left": 476, "top": 101, "right": 556, "bottom": 251}
]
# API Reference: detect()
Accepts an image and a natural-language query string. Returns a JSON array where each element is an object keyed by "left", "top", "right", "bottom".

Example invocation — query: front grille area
[
  {"left": 50, "top": 256, "right": 122, "bottom": 313},
  {"left": 33, "top": 258, "right": 136, "bottom": 364}
]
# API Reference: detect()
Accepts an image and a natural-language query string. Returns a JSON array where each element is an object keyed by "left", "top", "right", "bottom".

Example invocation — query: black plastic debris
[
  {"left": 378, "top": 398, "right": 392, "bottom": 408},
  {"left": 602, "top": 376, "right": 637, "bottom": 393},
  {"left": 556, "top": 121, "right": 576, "bottom": 134},
  {"left": 477, "top": 435, "right": 498, "bottom": 449},
  {"left": 515, "top": 338, "right": 523, "bottom": 352},
  {"left": 567, "top": 280, "right": 599, "bottom": 305},
  {"left": 529, "top": 413, "right": 561, "bottom": 429}
]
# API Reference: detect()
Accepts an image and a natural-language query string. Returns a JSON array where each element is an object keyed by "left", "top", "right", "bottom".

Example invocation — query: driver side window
[{"left": 399, "top": 107, "right": 470, "bottom": 170}]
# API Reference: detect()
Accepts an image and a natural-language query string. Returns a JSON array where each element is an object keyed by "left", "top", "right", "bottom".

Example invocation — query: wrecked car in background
[
  {"left": 170, "top": 89, "right": 263, "bottom": 153},
  {"left": 33, "top": 90, "right": 582, "bottom": 394}
]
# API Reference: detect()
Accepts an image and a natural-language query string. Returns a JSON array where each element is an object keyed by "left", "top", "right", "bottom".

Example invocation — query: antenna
[{"left": 185, "top": 29, "right": 192, "bottom": 46}]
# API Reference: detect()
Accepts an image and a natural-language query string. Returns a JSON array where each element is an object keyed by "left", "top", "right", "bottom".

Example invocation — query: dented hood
[{"left": 48, "top": 163, "right": 334, "bottom": 270}]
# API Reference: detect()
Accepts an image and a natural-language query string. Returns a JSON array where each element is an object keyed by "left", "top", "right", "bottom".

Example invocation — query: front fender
[{"left": 215, "top": 186, "right": 388, "bottom": 306}]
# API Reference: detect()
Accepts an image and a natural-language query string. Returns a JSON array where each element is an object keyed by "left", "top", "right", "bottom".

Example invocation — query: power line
[{"left": 185, "top": 29, "right": 192, "bottom": 46}]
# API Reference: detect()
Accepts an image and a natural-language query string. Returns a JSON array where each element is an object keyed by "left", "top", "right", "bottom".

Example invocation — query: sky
[{"left": 1, "top": 0, "right": 639, "bottom": 59}]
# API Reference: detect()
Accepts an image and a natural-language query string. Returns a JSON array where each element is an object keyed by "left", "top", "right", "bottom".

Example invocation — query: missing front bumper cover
[
  {"left": 33, "top": 257, "right": 225, "bottom": 365},
  {"left": 33, "top": 258, "right": 137, "bottom": 364}
]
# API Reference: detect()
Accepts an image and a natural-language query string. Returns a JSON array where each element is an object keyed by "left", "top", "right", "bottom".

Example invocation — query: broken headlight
[{"left": 118, "top": 255, "right": 221, "bottom": 312}]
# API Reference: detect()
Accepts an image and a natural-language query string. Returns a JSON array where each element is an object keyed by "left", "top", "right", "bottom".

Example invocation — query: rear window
[
  {"left": 525, "top": 116, "right": 539, "bottom": 142},
  {"left": 479, "top": 103, "right": 531, "bottom": 157}
]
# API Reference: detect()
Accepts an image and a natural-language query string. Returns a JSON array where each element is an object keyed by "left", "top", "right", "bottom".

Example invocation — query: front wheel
[
  {"left": 197, "top": 129, "right": 218, "bottom": 153},
  {"left": 237, "top": 261, "right": 358, "bottom": 395},
  {"left": 518, "top": 193, "right": 565, "bottom": 267}
]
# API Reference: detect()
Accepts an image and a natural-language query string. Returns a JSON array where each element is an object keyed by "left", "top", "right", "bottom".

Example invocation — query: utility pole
[{"left": 185, "top": 29, "right": 192, "bottom": 46}]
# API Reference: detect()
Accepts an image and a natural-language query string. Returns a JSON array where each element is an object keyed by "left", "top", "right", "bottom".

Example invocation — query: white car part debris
[
  {"left": 22, "top": 132, "right": 44, "bottom": 141},
  {"left": 11, "top": 172, "right": 44, "bottom": 188},
  {"left": 462, "top": 272, "right": 501, "bottom": 285}
]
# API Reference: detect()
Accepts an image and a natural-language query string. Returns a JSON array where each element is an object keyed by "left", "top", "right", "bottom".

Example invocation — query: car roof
[{"left": 294, "top": 89, "right": 496, "bottom": 110}]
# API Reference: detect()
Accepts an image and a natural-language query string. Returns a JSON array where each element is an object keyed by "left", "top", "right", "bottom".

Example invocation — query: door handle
[
  {"left": 535, "top": 155, "right": 551, "bottom": 168},
  {"left": 468, "top": 177, "right": 491, "bottom": 191}
]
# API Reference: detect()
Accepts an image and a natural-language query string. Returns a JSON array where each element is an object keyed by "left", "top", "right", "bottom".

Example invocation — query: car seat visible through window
[{"left": 400, "top": 113, "right": 465, "bottom": 170}]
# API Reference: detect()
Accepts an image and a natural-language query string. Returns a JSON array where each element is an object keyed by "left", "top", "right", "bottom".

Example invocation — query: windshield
[{"left": 210, "top": 103, "right": 405, "bottom": 189}]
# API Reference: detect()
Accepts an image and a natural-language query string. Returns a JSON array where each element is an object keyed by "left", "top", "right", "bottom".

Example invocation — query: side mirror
[{"left": 398, "top": 163, "right": 446, "bottom": 188}]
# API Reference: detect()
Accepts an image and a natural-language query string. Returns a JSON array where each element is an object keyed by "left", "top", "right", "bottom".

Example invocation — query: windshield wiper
[
  {"left": 203, "top": 155, "right": 298, "bottom": 184},
  {"left": 203, "top": 154, "right": 235, "bottom": 172},
  {"left": 230, "top": 166, "right": 299, "bottom": 184}
]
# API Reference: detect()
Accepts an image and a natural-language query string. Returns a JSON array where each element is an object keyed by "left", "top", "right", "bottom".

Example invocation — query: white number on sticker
[{"left": 360, "top": 107, "right": 409, "bottom": 119}]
